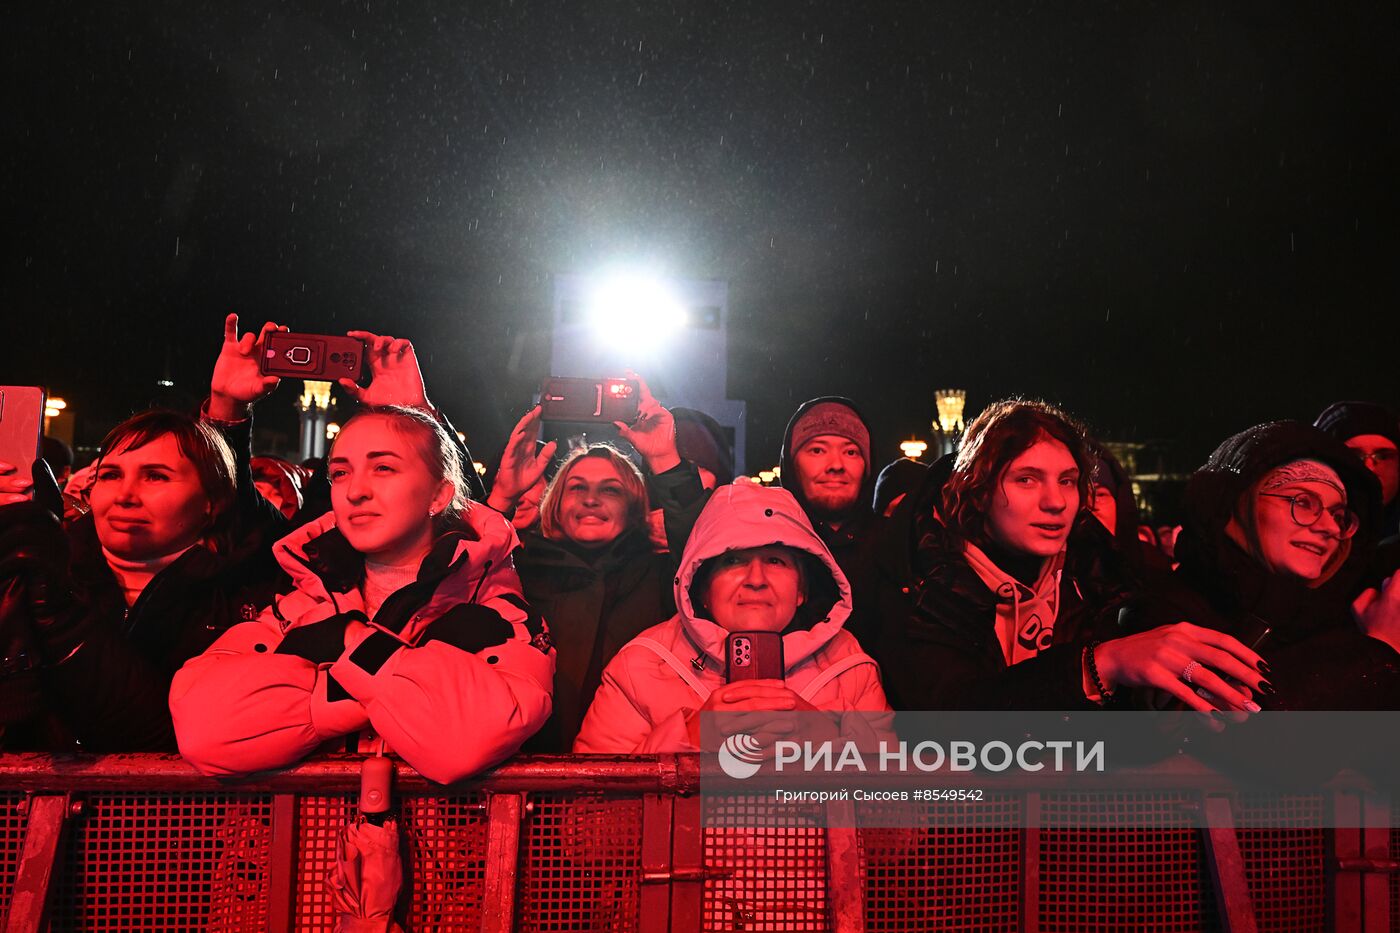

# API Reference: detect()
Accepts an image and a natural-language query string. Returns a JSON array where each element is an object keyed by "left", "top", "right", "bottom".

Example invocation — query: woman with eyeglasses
[{"left": 1137, "top": 421, "right": 1400, "bottom": 710}]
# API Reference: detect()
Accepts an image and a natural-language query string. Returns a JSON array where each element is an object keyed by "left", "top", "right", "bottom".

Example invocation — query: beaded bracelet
[{"left": 1084, "top": 641, "right": 1114, "bottom": 702}]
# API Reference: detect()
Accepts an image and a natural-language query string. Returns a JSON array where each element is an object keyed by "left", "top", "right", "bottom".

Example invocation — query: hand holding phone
[
  {"left": 0, "top": 387, "right": 45, "bottom": 506},
  {"left": 726, "top": 631, "right": 785, "bottom": 682},
  {"left": 540, "top": 377, "right": 640, "bottom": 424},
  {"left": 211, "top": 314, "right": 286, "bottom": 420},
  {"left": 260, "top": 332, "right": 367, "bottom": 383}
]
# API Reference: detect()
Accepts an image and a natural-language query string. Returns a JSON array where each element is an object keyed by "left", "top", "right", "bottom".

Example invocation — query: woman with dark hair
[
  {"left": 876, "top": 399, "right": 1270, "bottom": 712},
  {"left": 0, "top": 315, "right": 290, "bottom": 749},
  {"left": 488, "top": 388, "right": 689, "bottom": 749},
  {"left": 172, "top": 340, "right": 554, "bottom": 783},
  {"left": 1134, "top": 421, "right": 1400, "bottom": 709}
]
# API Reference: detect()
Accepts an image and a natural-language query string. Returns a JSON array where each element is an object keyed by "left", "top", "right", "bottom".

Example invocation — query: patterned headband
[{"left": 1261, "top": 459, "right": 1344, "bottom": 495}]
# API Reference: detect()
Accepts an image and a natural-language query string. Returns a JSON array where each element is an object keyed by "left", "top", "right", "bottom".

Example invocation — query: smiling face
[
  {"left": 328, "top": 415, "right": 453, "bottom": 565},
  {"left": 984, "top": 438, "right": 1081, "bottom": 559},
  {"left": 1251, "top": 478, "right": 1348, "bottom": 582},
  {"left": 700, "top": 546, "right": 807, "bottom": 634},
  {"left": 555, "top": 456, "right": 632, "bottom": 548},
  {"left": 91, "top": 433, "right": 213, "bottom": 561},
  {"left": 793, "top": 434, "right": 865, "bottom": 515}
]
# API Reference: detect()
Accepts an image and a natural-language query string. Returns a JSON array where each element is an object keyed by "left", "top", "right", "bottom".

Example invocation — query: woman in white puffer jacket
[{"left": 574, "top": 482, "right": 890, "bottom": 754}]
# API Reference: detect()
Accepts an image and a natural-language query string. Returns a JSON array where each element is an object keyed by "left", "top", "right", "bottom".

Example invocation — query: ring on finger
[{"left": 1181, "top": 661, "right": 1201, "bottom": 684}]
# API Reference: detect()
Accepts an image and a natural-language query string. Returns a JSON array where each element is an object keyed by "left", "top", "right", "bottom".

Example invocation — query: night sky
[{"left": 7, "top": 2, "right": 1397, "bottom": 476}]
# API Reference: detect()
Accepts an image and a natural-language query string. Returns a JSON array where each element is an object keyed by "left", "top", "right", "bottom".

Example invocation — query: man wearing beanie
[
  {"left": 1314, "top": 401, "right": 1400, "bottom": 538},
  {"left": 779, "top": 397, "right": 881, "bottom": 651}
]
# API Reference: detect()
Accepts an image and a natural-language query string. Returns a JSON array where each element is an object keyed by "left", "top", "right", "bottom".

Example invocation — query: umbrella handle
[{"left": 361, "top": 755, "right": 394, "bottom": 822}]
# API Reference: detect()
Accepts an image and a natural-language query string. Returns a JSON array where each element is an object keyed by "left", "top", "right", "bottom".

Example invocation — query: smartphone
[
  {"left": 0, "top": 386, "right": 46, "bottom": 475},
  {"left": 539, "top": 377, "right": 640, "bottom": 424},
  {"left": 1196, "top": 617, "right": 1271, "bottom": 704},
  {"left": 726, "top": 632, "right": 785, "bottom": 683},
  {"left": 260, "top": 332, "right": 367, "bottom": 382}
]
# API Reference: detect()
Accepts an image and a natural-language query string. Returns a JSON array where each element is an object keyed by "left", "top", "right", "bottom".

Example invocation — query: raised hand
[
  {"left": 486, "top": 407, "right": 558, "bottom": 514},
  {"left": 209, "top": 313, "right": 285, "bottom": 421},
  {"left": 338, "top": 331, "right": 430, "bottom": 410},
  {"left": 1354, "top": 570, "right": 1400, "bottom": 654},
  {"left": 614, "top": 371, "right": 680, "bottom": 474}
]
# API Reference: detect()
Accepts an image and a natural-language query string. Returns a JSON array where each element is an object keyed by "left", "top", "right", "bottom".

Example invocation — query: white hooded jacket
[{"left": 573, "top": 484, "right": 890, "bottom": 753}]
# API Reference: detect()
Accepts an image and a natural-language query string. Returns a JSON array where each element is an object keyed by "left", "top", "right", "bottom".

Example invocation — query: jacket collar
[{"left": 273, "top": 507, "right": 498, "bottom": 607}]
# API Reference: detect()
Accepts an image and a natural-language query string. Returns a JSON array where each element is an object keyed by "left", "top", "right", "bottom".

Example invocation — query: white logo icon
[{"left": 718, "top": 732, "right": 765, "bottom": 780}]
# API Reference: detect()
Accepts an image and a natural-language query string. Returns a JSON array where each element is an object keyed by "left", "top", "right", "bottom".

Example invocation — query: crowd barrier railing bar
[{"left": 0, "top": 753, "right": 1396, "bottom": 932}]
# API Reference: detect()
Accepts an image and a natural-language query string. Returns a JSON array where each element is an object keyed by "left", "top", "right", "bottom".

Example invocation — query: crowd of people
[{"left": 1, "top": 316, "right": 1398, "bottom": 783}]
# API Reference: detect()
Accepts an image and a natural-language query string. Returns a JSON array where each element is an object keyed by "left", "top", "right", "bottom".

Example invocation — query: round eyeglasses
[{"left": 1258, "top": 491, "right": 1358, "bottom": 539}]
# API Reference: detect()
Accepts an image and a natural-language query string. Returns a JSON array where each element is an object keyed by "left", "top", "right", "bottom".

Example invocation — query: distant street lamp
[
  {"left": 298, "top": 381, "right": 335, "bottom": 460},
  {"left": 933, "top": 389, "right": 967, "bottom": 457},
  {"left": 43, "top": 397, "right": 71, "bottom": 440},
  {"left": 899, "top": 439, "right": 928, "bottom": 460}
]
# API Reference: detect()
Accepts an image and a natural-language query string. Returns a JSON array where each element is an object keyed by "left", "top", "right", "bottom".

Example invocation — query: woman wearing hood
[
  {"left": 1136, "top": 420, "right": 1400, "bottom": 709},
  {"left": 573, "top": 483, "right": 890, "bottom": 754}
]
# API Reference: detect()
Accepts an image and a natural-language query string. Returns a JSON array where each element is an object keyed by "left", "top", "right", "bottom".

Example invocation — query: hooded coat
[
  {"left": 1137, "top": 421, "right": 1400, "bottom": 710},
  {"left": 873, "top": 455, "right": 1136, "bottom": 710},
  {"left": 778, "top": 396, "right": 882, "bottom": 653},
  {"left": 572, "top": 484, "right": 890, "bottom": 753},
  {"left": 1314, "top": 400, "right": 1400, "bottom": 538},
  {"left": 171, "top": 505, "right": 555, "bottom": 783}
]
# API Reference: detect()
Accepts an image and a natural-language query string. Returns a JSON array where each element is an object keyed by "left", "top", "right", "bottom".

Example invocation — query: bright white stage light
[{"left": 585, "top": 273, "right": 688, "bottom": 352}]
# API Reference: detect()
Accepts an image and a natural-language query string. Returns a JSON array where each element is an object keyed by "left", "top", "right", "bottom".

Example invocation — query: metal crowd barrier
[{"left": 0, "top": 753, "right": 1396, "bottom": 932}]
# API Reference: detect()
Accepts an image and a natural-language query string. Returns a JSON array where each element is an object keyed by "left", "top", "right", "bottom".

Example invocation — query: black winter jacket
[
  {"left": 874, "top": 455, "right": 1136, "bottom": 710},
  {"left": 1135, "top": 421, "right": 1400, "bottom": 710},
  {"left": 778, "top": 397, "right": 884, "bottom": 653},
  {"left": 516, "top": 526, "right": 676, "bottom": 751},
  {"left": 2, "top": 417, "right": 288, "bottom": 750}
]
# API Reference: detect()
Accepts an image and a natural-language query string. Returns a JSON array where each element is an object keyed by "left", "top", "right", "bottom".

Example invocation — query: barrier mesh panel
[
  {"left": 1235, "top": 794, "right": 1326, "bottom": 933},
  {"left": 0, "top": 793, "right": 26, "bottom": 918},
  {"left": 48, "top": 793, "right": 273, "bottom": 932},
  {"left": 517, "top": 793, "right": 644, "bottom": 931},
  {"left": 401, "top": 795, "right": 490, "bottom": 929},
  {"left": 296, "top": 794, "right": 488, "bottom": 931},
  {"left": 702, "top": 795, "right": 829, "bottom": 932},
  {"left": 1393, "top": 797, "right": 1400, "bottom": 932},
  {"left": 859, "top": 795, "right": 1022, "bottom": 932},
  {"left": 1037, "top": 792, "right": 1217, "bottom": 933},
  {"left": 294, "top": 794, "right": 355, "bottom": 930}
]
